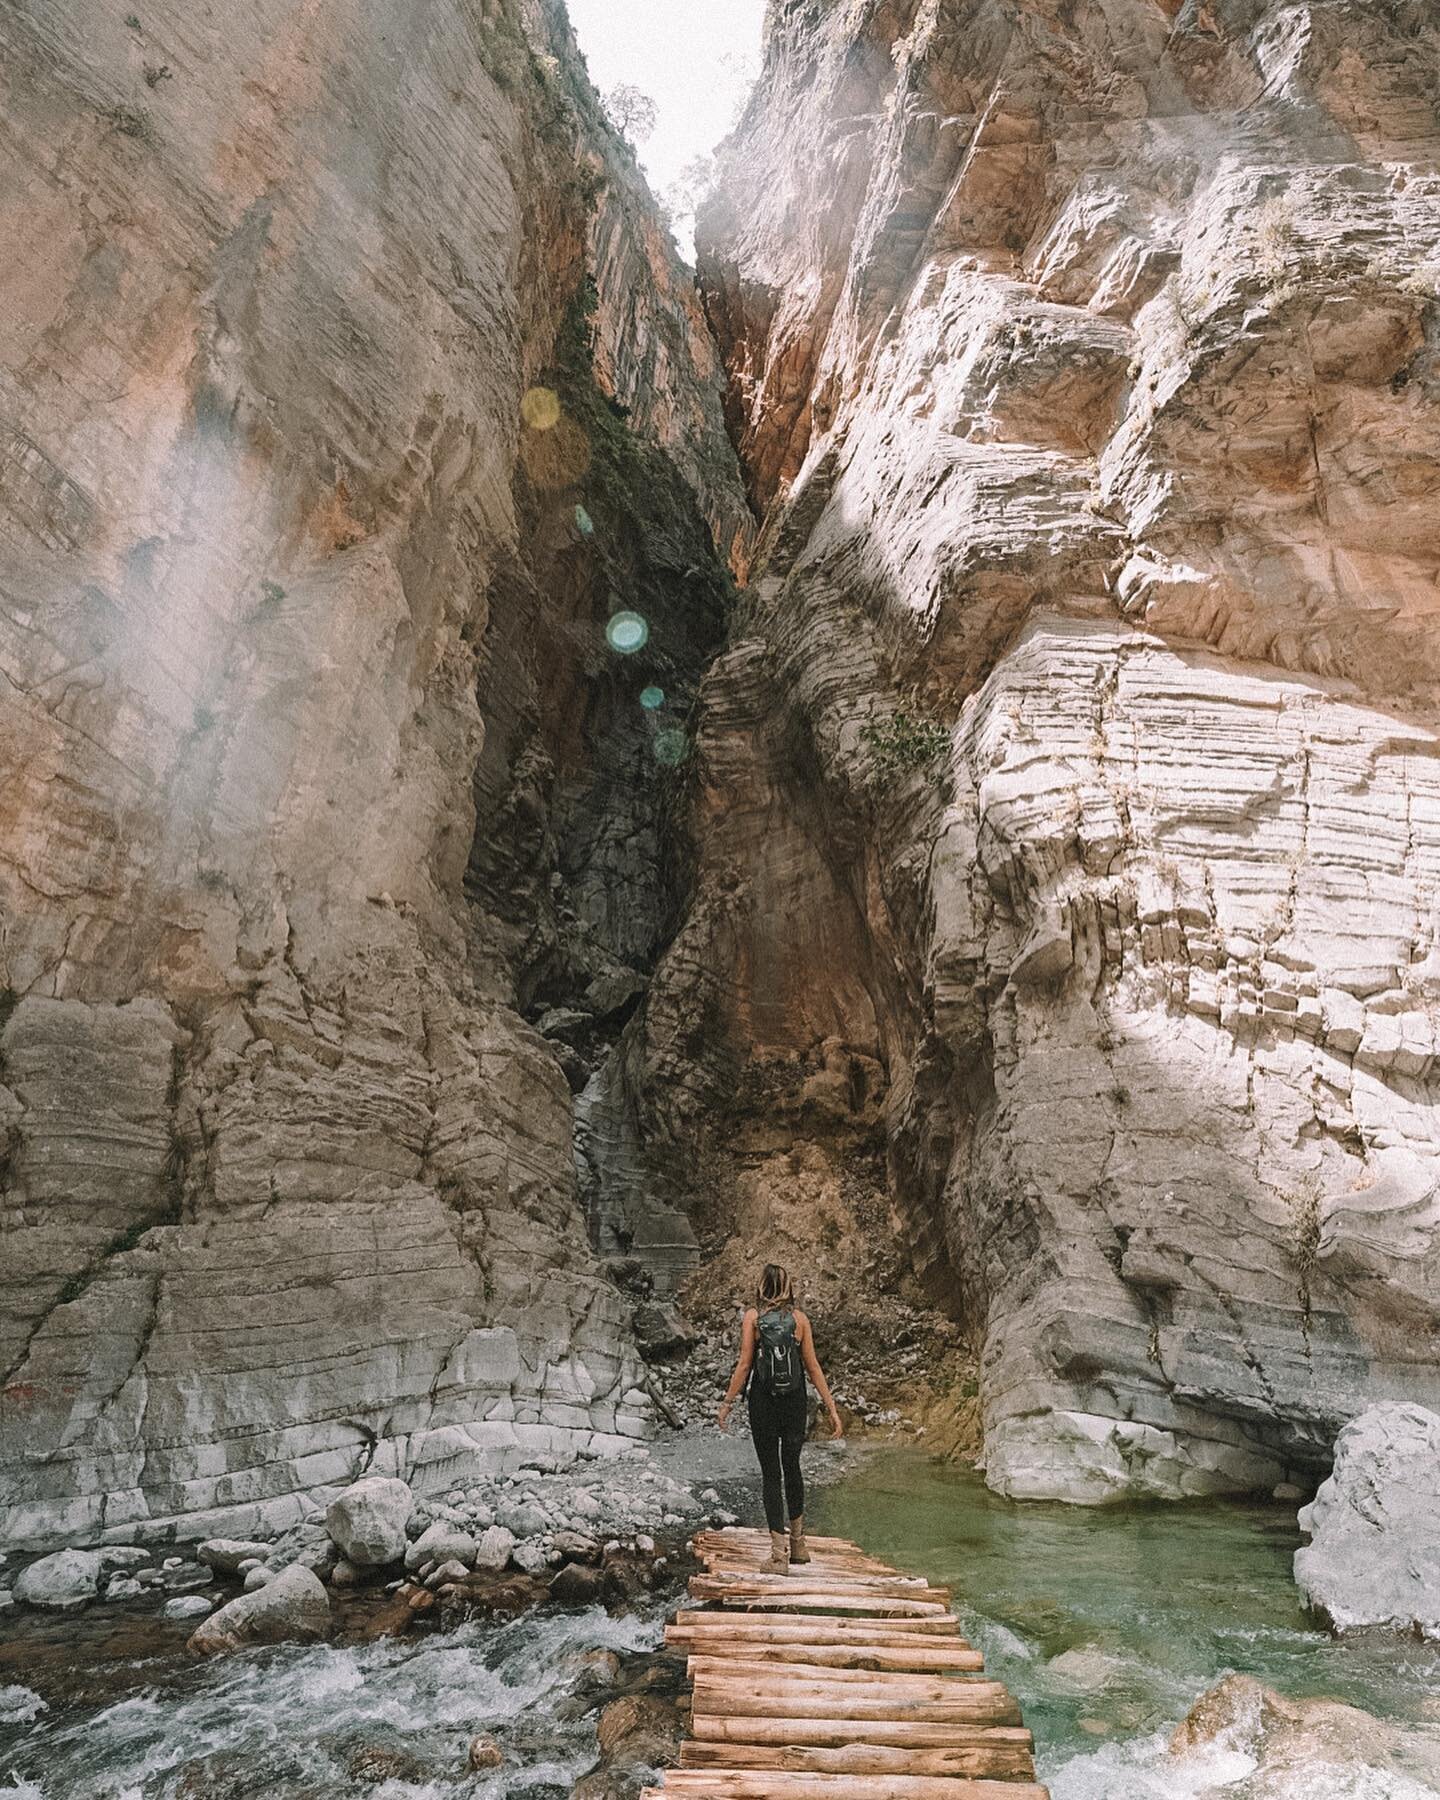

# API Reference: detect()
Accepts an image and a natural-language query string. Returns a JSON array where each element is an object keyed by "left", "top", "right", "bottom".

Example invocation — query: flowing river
[{"left": 3, "top": 1447, "right": 1438, "bottom": 1798}]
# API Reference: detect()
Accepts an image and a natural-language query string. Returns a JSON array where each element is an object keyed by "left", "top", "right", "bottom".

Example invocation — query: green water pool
[{"left": 811, "top": 1448, "right": 1440, "bottom": 1798}]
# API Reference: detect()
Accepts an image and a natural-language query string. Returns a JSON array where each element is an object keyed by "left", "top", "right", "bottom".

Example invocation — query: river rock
[
  {"left": 551, "top": 1530, "right": 600, "bottom": 1564},
  {"left": 104, "top": 1576, "right": 143, "bottom": 1602},
  {"left": 496, "top": 1502, "right": 547, "bottom": 1537},
  {"left": 468, "top": 1734, "right": 503, "bottom": 1771},
  {"left": 424, "top": 1559, "right": 472, "bottom": 1590},
  {"left": 13, "top": 1550, "right": 101, "bottom": 1611},
  {"left": 512, "top": 1539, "right": 551, "bottom": 1577},
  {"left": 404, "top": 1522, "right": 476, "bottom": 1573},
  {"left": 163, "top": 1595, "right": 214, "bottom": 1620},
  {"left": 98, "top": 1547, "right": 151, "bottom": 1572},
  {"left": 472, "top": 1526, "right": 516, "bottom": 1573},
  {"left": 1171, "top": 1673, "right": 1440, "bottom": 1789},
  {"left": 198, "top": 1539, "right": 274, "bottom": 1576},
  {"left": 243, "top": 1567, "right": 273, "bottom": 1592},
  {"left": 186, "top": 1565, "right": 332, "bottom": 1656},
  {"left": 1294, "top": 1403, "right": 1440, "bottom": 1636},
  {"left": 325, "top": 1479, "right": 413, "bottom": 1568},
  {"left": 549, "top": 1560, "right": 608, "bottom": 1607}
]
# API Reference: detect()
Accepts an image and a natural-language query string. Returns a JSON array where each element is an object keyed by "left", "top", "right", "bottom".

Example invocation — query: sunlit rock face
[
  {"left": 0, "top": 0, "right": 744, "bottom": 1547},
  {"left": 691, "top": 0, "right": 1440, "bottom": 1500}
]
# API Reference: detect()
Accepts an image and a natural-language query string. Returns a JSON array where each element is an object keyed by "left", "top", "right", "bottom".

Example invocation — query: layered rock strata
[
  {"left": 682, "top": 0, "right": 1440, "bottom": 1498},
  {"left": 0, "top": 0, "right": 744, "bottom": 1547}
]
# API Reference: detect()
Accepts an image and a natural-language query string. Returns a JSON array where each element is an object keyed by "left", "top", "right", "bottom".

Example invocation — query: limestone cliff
[
  {"left": 677, "top": 0, "right": 1440, "bottom": 1500},
  {"left": 0, "top": 0, "right": 745, "bottom": 1547}
]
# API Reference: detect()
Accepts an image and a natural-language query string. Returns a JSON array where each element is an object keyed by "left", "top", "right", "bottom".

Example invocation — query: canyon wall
[
  {"left": 682, "top": 0, "right": 1440, "bottom": 1500},
  {"left": 0, "top": 0, "right": 744, "bottom": 1548}
]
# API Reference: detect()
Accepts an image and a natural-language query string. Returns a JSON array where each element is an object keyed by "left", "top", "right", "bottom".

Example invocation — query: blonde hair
[{"left": 757, "top": 1263, "right": 794, "bottom": 1310}]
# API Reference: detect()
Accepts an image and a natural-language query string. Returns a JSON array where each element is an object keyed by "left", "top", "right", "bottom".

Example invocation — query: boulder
[
  {"left": 551, "top": 1530, "right": 600, "bottom": 1563},
  {"left": 14, "top": 1549, "right": 101, "bottom": 1611},
  {"left": 98, "top": 1546, "right": 151, "bottom": 1572},
  {"left": 472, "top": 1525, "right": 516, "bottom": 1572},
  {"left": 1170, "top": 1673, "right": 1440, "bottom": 1788},
  {"left": 511, "top": 1539, "right": 551, "bottom": 1576},
  {"left": 424, "top": 1558, "right": 472, "bottom": 1590},
  {"left": 549, "top": 1560, "right": 608, "bottom": 1606},
  {"left": 632, "top": 1302, "right": 697, "bottom": 1363},
  {"left": 1294, "top": 1402, "right": 1440, "bottom": 1636},
  {"left": 325, "top": 1478, "right": 413, "bottom": 1568},
  {"left": 186, "top": 1564, "right": 332, "bottom": 1656},
  {"left": 403, "top": 1521, "right": 476, "bottom": 1573},
  {"left": 197, "top": 1539, "right": 273, "bottom": 1575}
]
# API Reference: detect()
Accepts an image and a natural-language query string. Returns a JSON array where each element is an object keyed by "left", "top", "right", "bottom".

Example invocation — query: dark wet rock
[
  {"left": 357, "top": 1584, "right": 435, "bottom": 1641},
  {"left": 551, "top": 1530, "right": 601, "bottom": 1564},
  {"left": 574, "top": 1693, "right": 685, "bottom": 1798},
  {"left": 347, "top": 1742, "right": 433, "bottom": 1785},
  {"left": 548, "top": 1561, "right": 609, "bottom": 1607},
  {"left": 437, "top": 1570, "right": 547, "bottom": 1624}
]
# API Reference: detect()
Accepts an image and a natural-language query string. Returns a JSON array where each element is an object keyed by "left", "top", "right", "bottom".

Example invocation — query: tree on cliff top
[{"left": 603, "top": 82, "right": 658, "bottom": 145}]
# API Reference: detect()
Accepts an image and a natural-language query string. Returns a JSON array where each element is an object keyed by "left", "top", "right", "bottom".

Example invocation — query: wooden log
[
  {"left": 690, "top": 1718, "right": 1033, "bottom": 1750},
  {"left": 671, "top": 1614, "right": 963, "bottom": 1641},
  {"left": 688, "top": 1658, "right": 987, "bottom": 1690},
  {"left": 694, "top": 1674, "right": 1005, "bottom": 1709},
  {"left": 702, "top": 1553, "right": 913, "bottom": 1576},
  {"left": 691, "top": 1685, "right": 1023, "bottom": 1726},
  {"left": 653, "top": 1773, "right": 1049, "bottom": 1798},
  {"left": 692, "top": 1574, "right": 942, "bottom": 1597},
  {"left": 678, "top": 1741, "right": 1036, "bottom": 1778},
  {"left": 707, "top": 1593, "right": 953, "bottom": 1617},
  {"left": 694, "top": 1531, "right": 869, "bottom": 1553},
  {"left": 679, "top": 1642, "right": 985, "bottom": 1673}
]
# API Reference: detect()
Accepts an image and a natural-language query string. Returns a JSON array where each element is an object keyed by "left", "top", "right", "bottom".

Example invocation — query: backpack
[{"left": 753, "top": 1308, "right": 803, "bottom": 1398}]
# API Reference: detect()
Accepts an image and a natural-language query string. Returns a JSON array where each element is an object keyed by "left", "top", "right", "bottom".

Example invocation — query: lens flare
[
  {"left": 520, "top": 386, "right": 561, "bottom": 431},
  {"left": 606, "top": 611, "right": 648, "bottom": 654},
  {"left": 639, "top": 685, "right": 665, "bottom": 710},
  {"left": 654, "top": 728, "right": 688, "bottom": 766}
]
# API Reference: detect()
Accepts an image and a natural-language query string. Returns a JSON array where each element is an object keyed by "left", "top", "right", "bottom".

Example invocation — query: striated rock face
[
  {"left": 0, "top": 0, "right": 745, "bottom": 1546},
  {"left": 685, "top": 0, "right": 1440, "bottom": 1498}
]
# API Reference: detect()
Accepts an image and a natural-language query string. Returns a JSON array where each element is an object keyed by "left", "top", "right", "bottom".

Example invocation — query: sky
[{"left": 567, "top": 0, "right": 767, "bottom": 249}]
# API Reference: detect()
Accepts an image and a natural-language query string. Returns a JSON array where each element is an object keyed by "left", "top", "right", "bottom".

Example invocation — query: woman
[{"left": 717, "top": 1263, "right": 844, "bottom": 1571}]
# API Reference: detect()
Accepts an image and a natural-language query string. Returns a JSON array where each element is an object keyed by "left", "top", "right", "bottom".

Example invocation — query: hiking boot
[
  {"left": 789, "top": 1515, "right": 811, "bottom": 1565},
  {"left": 765, "top": 1530, "right": 789, "bottom": 1572}
]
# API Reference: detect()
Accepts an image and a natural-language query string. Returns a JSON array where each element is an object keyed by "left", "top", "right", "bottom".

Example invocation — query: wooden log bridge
[{"left": 641, "top": 1526, "right": 1050, "bottom": 1800}]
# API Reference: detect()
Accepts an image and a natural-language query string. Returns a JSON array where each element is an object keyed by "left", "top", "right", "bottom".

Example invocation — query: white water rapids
[{"left": 0, "top": 1603, "right": 663, "bottom": 1799}]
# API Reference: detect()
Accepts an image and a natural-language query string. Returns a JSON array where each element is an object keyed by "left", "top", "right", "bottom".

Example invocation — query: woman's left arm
[{"left": 797, "top": 1312, "right": 844, "bottom": 1438}]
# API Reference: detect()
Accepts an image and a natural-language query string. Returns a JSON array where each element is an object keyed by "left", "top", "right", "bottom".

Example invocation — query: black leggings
[{"left": 748, "top": 1384, "right": 808, "bottom": 1532}]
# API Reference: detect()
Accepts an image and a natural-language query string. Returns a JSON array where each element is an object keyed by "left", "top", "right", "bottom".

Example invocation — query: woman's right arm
[{"left": 717, "top": 1309, "right": 758, "bottom": 1430}]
